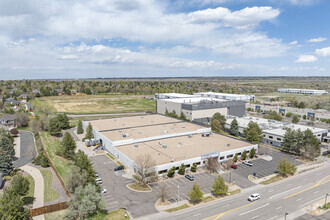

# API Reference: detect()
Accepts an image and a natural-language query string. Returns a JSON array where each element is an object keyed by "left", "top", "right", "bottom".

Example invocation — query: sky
[{"left": 0, "top": 0, "right": 330, "bottom": 79}]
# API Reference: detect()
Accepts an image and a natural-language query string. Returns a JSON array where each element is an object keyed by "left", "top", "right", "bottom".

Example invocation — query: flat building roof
[
  {"left": 88, "top": 114, "right": 179, "bottom": 131},
  {"left": 117, "top": 133, "right": 253, "bottom": 166}
]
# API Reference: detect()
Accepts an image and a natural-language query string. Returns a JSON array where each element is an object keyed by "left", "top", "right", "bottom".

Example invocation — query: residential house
[{"left": 0, "top": 114, "right": 16, "bottom": 127}]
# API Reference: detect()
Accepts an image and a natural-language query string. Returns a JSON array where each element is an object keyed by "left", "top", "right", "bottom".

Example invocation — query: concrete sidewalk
[{"left": 21, "top": 165, "right": 45, "bottom": 220}]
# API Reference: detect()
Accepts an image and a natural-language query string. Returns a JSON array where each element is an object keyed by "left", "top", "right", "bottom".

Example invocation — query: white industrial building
[
  {"left": 278, "top": 88, "right": 328, "bottom": 95},
  {"left": 224, "top": 116, "right": 328, "bottom": 147},
  {"left": 194, "top": 92, "right": 255, "bottom": 102},
  {"left": 83, "top": 115, "right": 257, "bottom": 176}
]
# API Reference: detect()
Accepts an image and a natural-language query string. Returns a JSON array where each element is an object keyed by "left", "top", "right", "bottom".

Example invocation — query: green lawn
[
  {"left": 202, "top": 196, "right": 214, "bottom": 203},
  {"left": 164, "top": 204, "right": 189, "bottom": 213},
  {"left": 44, "top": 210, "right": 66, "bottom": 220},
  {"left": 259, "top": 175, "right": 283, "bottom": 185},
  {"left": 88, "top": 210, "right": 130, "bottom": 220},
  {"left": 38, "top": 95, "right": 155, "bottom": 114},
  {"left": 25, "top": 175, "right": 35, "bottom": 198},
  {"left": 127, "top": 182, "right": 151, "bottom": 192},
  {"left": 40, "top": 168, "right": 59, "bottom": 202},
  {"left": 40, "top": 131, "right": 75, "bottom": 187}
]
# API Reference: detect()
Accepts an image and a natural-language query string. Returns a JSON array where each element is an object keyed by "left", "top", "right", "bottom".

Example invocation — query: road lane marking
[
  {"left": 193, "top": 213, "right": 201, "bottom": 217},
  {"left": 201, "top": 202, "right": 256, "bottom": 220},
  {"left": 222, "top": 204, "right": 229, "bottom": 208},
  {"left": 313, "top": 191, "right": 319, "bottom": 194},
  {"left": 283, "top": 175, "right": 330, "bottom": 199},
  {"left": 299, "top": 195, "right": 325, "bottom": 208},
  {"left": 239, "top": 203, "right": 269, "bottom": 216},
  {"left": 296, "top": 198, "right": 302, "bottom": 201},
  {"left": 276, "top": 206, "right": 282, "bottom": 210},
  {"left": 250, "top": 215, "right": 260, "bottom": 220},
  {"left": 317, "top": 173, "right": 322, "bottom": 176},
  {"left": 268, "top": 216, "right": 278, "bottom": 220},
  {"left": 269, "top": 186, "right": 301, "bottom": 199}
]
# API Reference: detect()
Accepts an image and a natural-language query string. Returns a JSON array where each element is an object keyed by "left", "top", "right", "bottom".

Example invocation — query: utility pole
[
  {"left": 284, "top": 212, "right": 288, "bottom": 220},
  {"left": 325, "top": 193, "right": 329, "bottom": 207}
]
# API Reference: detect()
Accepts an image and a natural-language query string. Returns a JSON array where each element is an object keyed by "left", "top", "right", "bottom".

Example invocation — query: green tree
[
  {"left": 84, "top": 123, "right": 94, "bottom": 140},
  {"left": 11, "top": 175, "right": 30, "bottom": 197},
  {"left": 298, "top": 101, "right": 305, "bottom": 109},
  {"left": 211, "top": 119, "right": 222, "bottom": 133},
  {"left": 303, "top": 115, "right": 307, "bottom": 120},
  {"left": 292, "top": 114, "right": 300, "bottom": 124},
  {"left": 77, "top": 120, "right": 84, "bottom": 134},
  {"left": 249, "top": 148, "right": 256, "bottom": 159},
  {"left": 57, "top": 113, "right": 70, "bottom": 130},
  {"left": 167, "top": 166, "right": 176, "bottom": 178},
  {"left": 178, "top": 163, "right": 186, "bottom": 175},
  {"left": 241, "top": 150, "right": 247, "bottom": 160},
  {"left": 243, "top": 121, "right": 263, "bottom": 144},
  {"left": 229, "top": 118, "right": 239, "bottom": 136},
  {"left": 179, "top": 112, "right": 188, "bottom": 121},
  {"left": 64, "top": 183, "right": 107, "bottom": 220},
  {"left": 232, "top": 153, "right": 238, "bottom": 163},
  {"left": 0, "top": 188, "right": 29, "bottom": 220},
  {"left": 74, "top": 150, "right": 95, "bottom": 183},
  {"left": 277, "top": 158, "right": 296, "bottom": 177},
  {"left": 61, "top": 132, "right": 77, "bottom": 158},
  {"left": 191, "top": 163, "right": 197, "bottom": 172},
  {"left": 0, "top": 129, "right": 15, "bottom": 156},
  {"left": 165, "top": 108, "right": 169, "bottom": 116},
  {"left": 301, "top": 129, "right": 320, "bottom": 160},
  {"left": 212, "top": 113, "right": 226, "bottom": 128},
  {"left": 0, "top": 149, "right": 13, "bottom": 176},
  {"left": 286, "top": 112, "right": 293, "bottom": 117},
  {"left": 189, "top": 183, "right": 203, "bottom": 203},
  {"left": 49, "top": 117, "right": 62, "bottom": 136},
  {"left": 212, "top": 175, "right": 228, "bottom": 196}
]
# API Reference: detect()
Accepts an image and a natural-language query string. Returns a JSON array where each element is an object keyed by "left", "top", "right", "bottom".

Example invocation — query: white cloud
[
  {"left": 315, "top": 47, "right": 330, "bottom": 57},
  {"left": 288, "top": 0, "right": 319, "bottom": 6},
  {"left": 295, "top": 55, "right": 317, "bottom": 63},
  {"left": 289, "top": 41, "right": 298, "bottom": 45},
  {"left": 307, "top": 37, "right": 327, "bottom": 43}
]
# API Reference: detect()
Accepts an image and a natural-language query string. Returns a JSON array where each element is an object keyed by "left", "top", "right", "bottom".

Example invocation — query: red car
[{"left": 231, "top": 164, "right": 237, "bottom": 169}]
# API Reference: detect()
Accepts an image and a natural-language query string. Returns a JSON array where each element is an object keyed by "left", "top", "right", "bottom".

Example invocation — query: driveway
[
  {"left": 13, "top": 131, "right": 37, "bottom": 168},
  {"left": 90, "top": 154, "right": 158, "bottom": 218}
]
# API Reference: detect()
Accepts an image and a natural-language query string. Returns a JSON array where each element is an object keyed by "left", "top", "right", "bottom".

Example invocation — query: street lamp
[
  {"left": 325, "top": 193, "right": 329, "bottom": 207},
  {"left": 177, "top": 185, "right": 180, "bottom": 203},
  {"left": 284, "top": 213, "right": 288, "bottom": 220}
]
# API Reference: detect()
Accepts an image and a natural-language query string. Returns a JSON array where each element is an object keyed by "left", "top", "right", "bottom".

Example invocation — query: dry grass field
[{"left": 37, "top": 95, "right": 155, "bottom": 114}]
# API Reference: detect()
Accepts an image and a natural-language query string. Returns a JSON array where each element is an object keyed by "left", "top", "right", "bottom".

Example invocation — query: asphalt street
[
  {"left": 152, "top": 165, "right": 330, "bottom": 220},
  {"left": 13, "top": 131, "right": 37, "bottom": 168}
]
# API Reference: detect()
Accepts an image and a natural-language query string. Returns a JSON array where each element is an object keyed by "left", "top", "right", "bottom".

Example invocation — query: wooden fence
[{"left": 29, "top": 202, "right": 68, "bottom": 217}]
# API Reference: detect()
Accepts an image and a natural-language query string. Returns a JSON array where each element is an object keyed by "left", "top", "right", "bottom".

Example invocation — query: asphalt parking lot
[
  {"left": 90, "top": 154, "right": 158, "bottom": 218},
  {"left": 233, "top": 146, "right": 302, "bottom": 180}
]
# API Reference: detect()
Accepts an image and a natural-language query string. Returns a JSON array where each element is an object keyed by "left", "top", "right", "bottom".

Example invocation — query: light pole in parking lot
[
  {"left": 325, "top": 193, "right": 329, "bottom": 207},
  {"left": 177, "top": 185, "right": 180, "bottom": 203},
  {"left": 284, "top": 212, "right": 288, "bottom": 220}
]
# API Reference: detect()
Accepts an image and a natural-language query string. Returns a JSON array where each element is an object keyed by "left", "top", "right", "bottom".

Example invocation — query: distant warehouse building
[
  {"left": 156, "top": 97, "right": 245, "bottom": 123},
  {"left": 225, "top": 116, "right": 328, "bottom": 147},
  {"left": 194, "top": 92, "right": 255, "bottom": 102},
  {"left": 83, "top": 115, "right": 257, "bottom": 176},
  {"left": 278, "top": 88, "right": 328, "bottom": 95}
]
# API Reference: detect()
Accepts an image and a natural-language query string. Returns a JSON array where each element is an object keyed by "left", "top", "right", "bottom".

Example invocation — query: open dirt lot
[{"left": 37, "top": 95, "right": 155, "bottom": 114}]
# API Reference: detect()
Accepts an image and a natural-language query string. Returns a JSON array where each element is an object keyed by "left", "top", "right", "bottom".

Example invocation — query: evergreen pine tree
[
  {"left": 84, "top": 123, "right": 94, "bottom": 140},
  {"left": 77, "top": 120, "right": 84, "bottom": 134},
  {"left": 229, "top": 118, "right": 239, "bottom": 136}
]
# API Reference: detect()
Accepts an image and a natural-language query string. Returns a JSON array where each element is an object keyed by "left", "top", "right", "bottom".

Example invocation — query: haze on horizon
[{"left": 0, "top": 0, "right": 330, "bottom": 80}]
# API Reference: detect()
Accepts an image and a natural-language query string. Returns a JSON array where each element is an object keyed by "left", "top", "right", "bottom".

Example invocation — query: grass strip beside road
[
  {"left": 106, "top": 153, "right": 126, "bottom": 169},
  {"left": 88, "top": 210, "right": 130, "bottom": 220},
  {"left": 320, "top": 202, "right": 330, "bottom": 210},
  {"left": 40, "top": 131, "right": 75, "bottom": 188},
  {"left": 259, "top": 175, "right": 283, "bottom": 185},
  {"left": 40, "top": 168, "right": 59, "bottom": 202},
  {"left": 203, "top": 196, "right": 215, "bottom": 203},
  {"left": 165, "top": 204, "right": 190, "bottom": 213}
]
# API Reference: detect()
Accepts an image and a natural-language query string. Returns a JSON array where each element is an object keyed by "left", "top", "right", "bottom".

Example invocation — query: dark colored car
[
  {"left": 185, "top": 174, "right": 194, "bottom": 181},
  {"left": 114, "top": 165, "right": 124, "bottom": 171},
  {"left": 231, "top": 164, "right": 237, "bottom": 169}
]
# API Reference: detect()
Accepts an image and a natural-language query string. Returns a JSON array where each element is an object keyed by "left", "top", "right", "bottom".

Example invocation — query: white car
[
  {"left": 243, "top": 161, "right": 253, "bottom": 166},
  {"left": 101, "top": 189, "right": 107, "bottom": 194},
  {"left": 248, "top": 193, "right": 260, "bottom": 201}
]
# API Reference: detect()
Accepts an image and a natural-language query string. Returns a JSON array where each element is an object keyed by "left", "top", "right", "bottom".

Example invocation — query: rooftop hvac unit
[
  {"left": 182, "top": 126, "right": 185, "bottom": 128},
  {"left": 119, "top": 130, "right": 122, "bottom": 132},
  {"left": 158, "top": 141, "right": 162, "bottom": 145},
  {"left": 164, "top": 130, "right": 168, "bottom": 133},
  {"left": 171, "top": 158, "right": 175, "bottom": 162},
  {"left": 188, "top": 134, "right": 193, "bottom": 138},
  {"left": 162, "top": 144, "right": 167, "bottom": 149},
  {"left": 134, "top": 144, "right": 138, "bottom": 148},
  {"left": 123, "top": 133, "right": 129, "bottom": 137},
  {"left": 202, "top": 132, "right": 211, "bottom": 137},
  {"left": 227, "top": 144, "right": 230, "bottom": 147}
]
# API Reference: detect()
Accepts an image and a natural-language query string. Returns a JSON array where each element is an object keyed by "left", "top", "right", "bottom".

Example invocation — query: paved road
[
  {"left": 67, "top": 112, "right": 147, "bottom": 118},
  {"left": 149, "top": 165, "right": 330, "bottom": 220},
  {"left": 13, "top": 131, "right": 37, "bottom": 168}
]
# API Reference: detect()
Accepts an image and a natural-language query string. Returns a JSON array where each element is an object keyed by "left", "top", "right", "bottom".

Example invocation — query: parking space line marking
[
  {"left": 239, "top": 203, "right": 269, "bottom": 216},
  {"left": 209, "top": 187, "right": 213, "bottom": 191},
  {"left": 250, "top": 215, "right": 260, "bottom": 220},
  {"left": 275, "top": 206, "right": 282, "bottom": 210},
  {"left": 169, "top": 180, "right": 177, "bottom": 186},
  {"left": 181, "top": 193, "right": 189, "bottom": 200},
  {"left": 193, "top": 213, "right": 201, "bottom": 217},
  {"left": 169, "top": 195, "right": 176, "bottom": 202},
  {"left": 107, "top": 201, "right": 118, "bottom": 205}
]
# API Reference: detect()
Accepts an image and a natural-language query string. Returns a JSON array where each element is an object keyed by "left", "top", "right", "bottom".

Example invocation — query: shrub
[
  {"left": 249, "top": 148, "right": 256, "bottom": 159},
  {"left": 32, "top": 152, "right": 50, "bottom": 167},
  {"left": 233, "top": 154, "right": 238, "bottom": 163},
  {"left": 191, "top": 164, "right": 197, "bottom": 172},
  {"left": 167, "top": 166, "right": 176, "bottom": 178},
  {"left": 241, "top": 150, "right": 247, "bottom": 160},
  {"left": 178, "top": 164, "right": 186, "bottom": 175}
]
